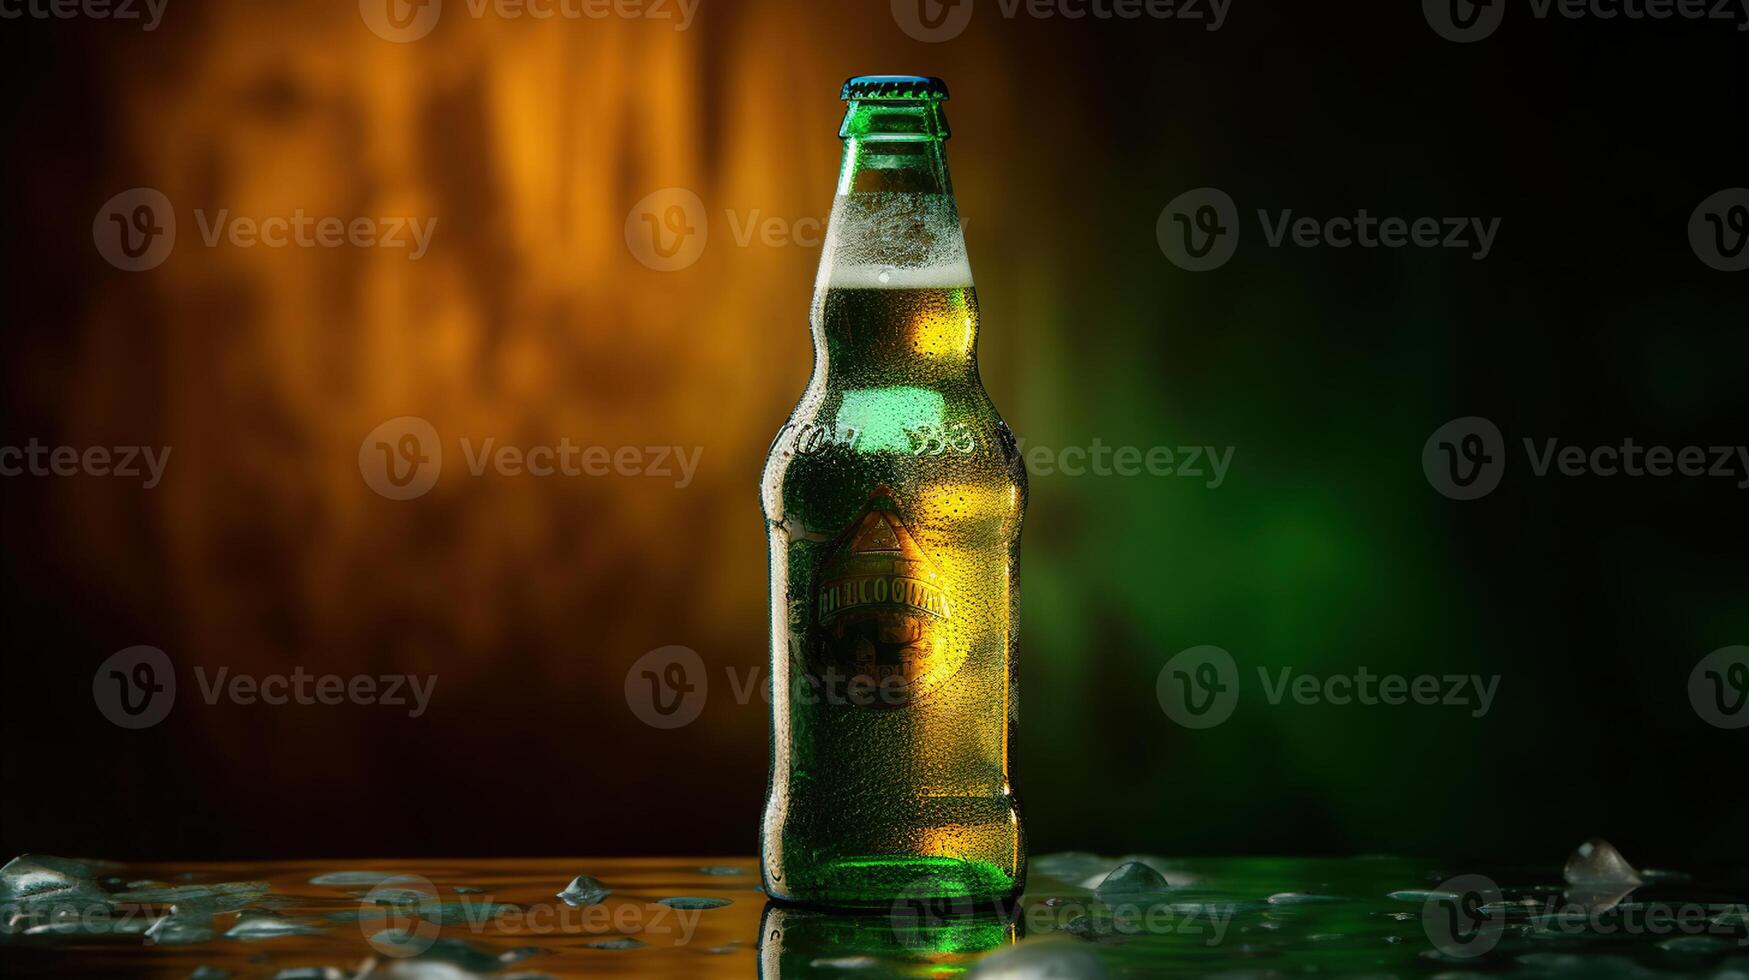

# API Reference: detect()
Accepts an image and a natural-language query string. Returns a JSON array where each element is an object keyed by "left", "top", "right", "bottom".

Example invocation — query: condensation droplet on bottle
[{"left": 876, "top": 267, "right": 894, "bottom": 285}]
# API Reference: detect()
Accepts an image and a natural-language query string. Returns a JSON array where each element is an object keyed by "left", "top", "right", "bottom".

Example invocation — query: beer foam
[
  {"left": 826, "top": 259, "right": 975, "bottom": 289},
  {"left": 818, "top": 193, "right": 974, "bottom": 289}
]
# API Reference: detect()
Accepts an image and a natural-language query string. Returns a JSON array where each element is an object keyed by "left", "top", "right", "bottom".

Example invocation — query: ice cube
[
  {"left": 1094, "top": 861, "right": 1168, "bottom": 901},
  {"left": 583, "top": 937, "right": 645, "bottom": 950},
  {"left": 144, "top": 907, "right": 215, "bottom": 945},
  {"left": 224, "top": 909, "right": 323, "bottom": 940},
  {"left": 1563, "top": 838, "right": 1642, "bottom": 913},
  {"left": 557, "top": 875, "right": 611, "bottom": 909},
  {"left": 310, "top": 871, "right": 400, "bottom": 886},
  {"left": 658, "top": 896, "right": 732, "bottom": 910},
  {"left": 1387, "top": 890, "right": 1455, "bottom": 902},
  {"left": 1564, "top": 839, "right": 1642, "bottom": 888},
  {"left": 1063, "top": 914, "right": 1113, "bottom": 939},
  {"left": 0, "top": 855, "right": 104, "bottom": 905}
]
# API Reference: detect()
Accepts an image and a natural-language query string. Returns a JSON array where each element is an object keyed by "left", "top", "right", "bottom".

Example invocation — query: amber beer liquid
[{"left": 759, "top": 76, "right": 1027, "bottom": 907}]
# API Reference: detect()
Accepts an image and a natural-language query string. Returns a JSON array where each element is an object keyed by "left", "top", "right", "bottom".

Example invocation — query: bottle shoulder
[{"left": 760, "top": 381, "right": 1026, "bottom": 532}]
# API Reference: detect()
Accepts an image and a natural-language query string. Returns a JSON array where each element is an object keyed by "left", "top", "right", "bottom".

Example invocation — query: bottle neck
[
  {"left": 835, "top": 95, "right": 952, "bottom": 193},
  {"left": 811, "top": 97, "right": 975, "bottom": 376}
]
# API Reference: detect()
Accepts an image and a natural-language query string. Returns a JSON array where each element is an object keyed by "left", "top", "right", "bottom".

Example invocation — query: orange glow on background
[{"left": 36, "top": 0, "right": 1057, "bottom": 857}]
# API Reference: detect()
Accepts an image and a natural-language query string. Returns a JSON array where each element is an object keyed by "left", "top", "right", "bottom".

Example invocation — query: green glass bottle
[{"left": 759, "top": 75, "right": 1028, "bottom": 907}]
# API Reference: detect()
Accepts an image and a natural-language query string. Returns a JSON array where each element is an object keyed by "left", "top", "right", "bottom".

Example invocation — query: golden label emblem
[{"left": 811, "top": 486, "right": 960, "bottom": 708}]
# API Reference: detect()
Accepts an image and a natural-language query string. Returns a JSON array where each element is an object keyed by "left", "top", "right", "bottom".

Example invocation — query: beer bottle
[{"left": 760, "top": 75, "right": 1027, "bottom": 907}]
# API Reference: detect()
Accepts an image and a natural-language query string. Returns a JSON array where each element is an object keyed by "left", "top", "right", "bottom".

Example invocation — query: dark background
[{"left": 2, "top": 1, "right": 1745, "bottom": 868}]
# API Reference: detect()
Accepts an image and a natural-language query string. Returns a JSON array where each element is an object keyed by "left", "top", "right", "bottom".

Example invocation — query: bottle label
[{"left": 809, "top": 486, "right": 961, "bottom": 708}]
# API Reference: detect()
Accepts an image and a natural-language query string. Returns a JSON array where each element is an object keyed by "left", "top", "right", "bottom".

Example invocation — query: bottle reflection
[{"left": 758, "top": 898, "right": 1021, "bottom": 977}]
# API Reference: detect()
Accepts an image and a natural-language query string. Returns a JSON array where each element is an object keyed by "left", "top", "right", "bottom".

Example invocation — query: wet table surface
[{"left": 2, "top": 852, "right": 1746, "bottom": 978}]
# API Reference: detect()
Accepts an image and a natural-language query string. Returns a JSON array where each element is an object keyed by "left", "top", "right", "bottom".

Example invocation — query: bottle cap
[{"left": 840, "top": 75, "right": 949, "bottom": 102}]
